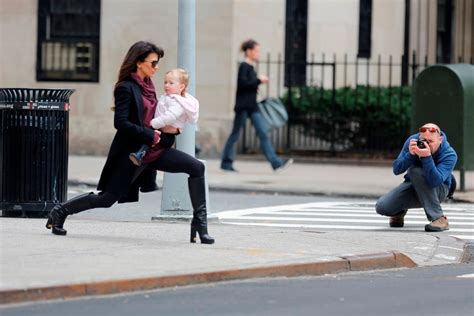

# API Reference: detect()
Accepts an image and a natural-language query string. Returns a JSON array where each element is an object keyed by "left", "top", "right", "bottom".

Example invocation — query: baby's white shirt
[{"left": 151, "top": 93, "right": 199, "bottom": 129}]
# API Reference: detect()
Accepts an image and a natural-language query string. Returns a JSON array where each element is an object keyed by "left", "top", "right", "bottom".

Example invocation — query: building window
[
  {"left": 37, "top": 0, "right": 101, "bottom": 82},
  {"left": 436, "top": 0, "right": 453, "bottom": 63},
  {"left": 357, "top": 0, "right": 372, "bottom": 59},
  {"left": 285, "top": 0, "right": 308, "bottom": 86}
]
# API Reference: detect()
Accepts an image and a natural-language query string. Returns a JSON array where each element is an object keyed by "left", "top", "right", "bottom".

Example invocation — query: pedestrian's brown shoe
[
  {"left": 425, "top": 216, "right": 449, "bottom": 232},
  {"left": 389, "top": 210, "right": 407, "bottom": 228}
]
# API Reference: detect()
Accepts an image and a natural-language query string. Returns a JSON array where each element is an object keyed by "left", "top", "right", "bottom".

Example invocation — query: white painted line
[
  {"left": 414, "top": 246, "right": 431, "bottom": 250},
  {"left": 216, "top": 202, "right": 474, "bottom": 217},
  {"left": 216, "top": 202, "right": 334, "bottom": 217},
  {"left": 270, "top": 211, "right": 474, "bottom": 220},
  {"left": 221, "top": 221, "right": 394, "bottom": 230},
  {"left": 457, "top": 274, "right": 474, "bottom": 279},
  {"left": 217, "top": 208, "right": 474, "bottom": 218},
  {"left": 437, "top": 245, "right": 464, "bottom": 251},
  {"left": 297, "top": 209, "right": 474, "bottom": 216},
  {"left": 220, "top": 215, "right": 474, "bottom": 227},
  {"left": 220, "top": 221, "right": 474, "bottom": 233},
  {"left": 285, "top": 209, "right": 382, "bottom": 214},
  {"left": 434, "top": 254, "right": 457, "bottom": 261},
  {"left": 450, "top": 235, "right": 474, "bottom": 240}
]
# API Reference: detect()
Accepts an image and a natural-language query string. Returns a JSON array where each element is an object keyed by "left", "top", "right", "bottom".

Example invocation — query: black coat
[
  {"left": 97, "top": 79, "right": 157, "bottom": 203},
  {"left": 234, "top": 62, "right": 261, "bottom": 113}
]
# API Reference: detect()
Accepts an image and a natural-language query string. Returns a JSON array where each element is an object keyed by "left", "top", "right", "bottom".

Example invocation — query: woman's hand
[
  {"left": 160, "top": 126, "right": 180, "bottom": 134},
  {"left": 259, "top": 75, "right": 269, "bottom": 84},
  {"left": 151, "top": 130, "right": 161, "bottom": 148}
]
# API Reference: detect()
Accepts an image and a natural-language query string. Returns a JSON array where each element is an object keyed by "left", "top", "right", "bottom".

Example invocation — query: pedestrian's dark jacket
[
  {"left": 393, "top": 131, "right": 457, "bottom": 188},
  {"left": 234, "top": 62, "right": 261, "bottom": 113},
  {"left": 97, "top": 79, "right": 157, "bottom": 203}
]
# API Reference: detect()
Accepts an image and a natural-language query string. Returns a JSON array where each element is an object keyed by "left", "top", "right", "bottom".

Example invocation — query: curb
[{"left": 0, "top": 251, "right": 416, "bottom": 305}]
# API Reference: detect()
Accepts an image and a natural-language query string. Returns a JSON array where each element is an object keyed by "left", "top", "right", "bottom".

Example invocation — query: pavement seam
[{"left": 0, "top": 251, "right": 416, "bottom": 305}]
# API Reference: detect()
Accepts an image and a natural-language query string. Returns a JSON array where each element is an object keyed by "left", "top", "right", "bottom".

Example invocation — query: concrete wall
[
  {"left": 453, "top": 0, "right": 474, "bottom": 62},
  {"left": 196, "top": 0, "right": 234, "bottom": 156}
]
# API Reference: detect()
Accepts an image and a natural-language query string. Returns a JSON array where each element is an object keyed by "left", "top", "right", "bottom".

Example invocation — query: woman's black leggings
[
  {"left": 148, "top": 148, "right": 205, "bottom": 178},
  {"left": 68, "top": 148, "right": 204, "bottom": 212}
]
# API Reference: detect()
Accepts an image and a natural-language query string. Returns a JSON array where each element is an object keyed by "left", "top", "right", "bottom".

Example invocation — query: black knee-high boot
[
  {"left": 188, "top": 176, "right": 215, "bottom": 244},
  {"left": 45, "top": 192, "right": 94, "bottom": 235}
]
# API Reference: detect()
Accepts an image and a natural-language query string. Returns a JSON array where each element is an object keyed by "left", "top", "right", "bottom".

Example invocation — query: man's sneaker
[
  {"left": 221, "top": 166, "right": 238, "bottom": 172},
  {"left": 274, "top": 158, "right": 293, "bottom": 173},
  {"left": 389, "top": 210, "right": 407, "bottom": 228},
  {"left": 425, "top": 216, "right": 449, "bottom": 232}
]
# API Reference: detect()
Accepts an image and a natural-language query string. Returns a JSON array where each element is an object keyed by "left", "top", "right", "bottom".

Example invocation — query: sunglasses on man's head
[
  {"left": 144, "top": 60, "right": 159, "bottom": 68},
  {"left": 419, "top": 127, "right": 439, "bottom": 134}
]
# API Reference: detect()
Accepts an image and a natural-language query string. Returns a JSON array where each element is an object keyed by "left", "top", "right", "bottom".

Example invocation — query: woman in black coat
[{"left": 46, "top": 41, "right": 214, "bottom": 244}]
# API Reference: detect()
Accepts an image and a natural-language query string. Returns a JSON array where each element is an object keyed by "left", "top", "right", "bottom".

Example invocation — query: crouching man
[{"left": 376, "top": 123, "right": 457, "bottom": 232}]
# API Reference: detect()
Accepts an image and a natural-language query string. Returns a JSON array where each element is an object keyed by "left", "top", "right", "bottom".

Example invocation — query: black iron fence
[{"left": 239, "top": 53, "right": 473, "bottom": 158}]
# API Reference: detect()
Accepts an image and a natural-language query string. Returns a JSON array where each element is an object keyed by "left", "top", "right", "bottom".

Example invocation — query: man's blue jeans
[
  {"left": 375, "top": 167, "right": 449, "bottom": 221},
  {"left": 221, "top": 110, "right": 283, "bottom": 170}
]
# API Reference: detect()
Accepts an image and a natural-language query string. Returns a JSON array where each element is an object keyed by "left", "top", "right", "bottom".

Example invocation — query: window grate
[{"left": 36, "top": 0, "right": 100, "bottom": 82}]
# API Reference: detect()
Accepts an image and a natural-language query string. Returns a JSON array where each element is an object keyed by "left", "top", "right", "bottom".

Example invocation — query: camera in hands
[{"left": 417, "top": 138, "right": 428, "bottom": 149}]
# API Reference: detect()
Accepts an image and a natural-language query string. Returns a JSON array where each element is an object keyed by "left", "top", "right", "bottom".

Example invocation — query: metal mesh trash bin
[{"left": 0, "top": 88, "right": 75, "bottom": 217}]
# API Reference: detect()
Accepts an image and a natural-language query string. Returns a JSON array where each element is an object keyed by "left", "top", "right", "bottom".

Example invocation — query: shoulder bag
[{"left": 257, "top": 97, "right": 288, "bottom": 129}]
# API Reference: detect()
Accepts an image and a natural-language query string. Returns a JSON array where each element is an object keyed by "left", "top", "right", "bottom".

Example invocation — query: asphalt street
[{"left": 2, "top": 263, "right": 473, "bottom": 316}]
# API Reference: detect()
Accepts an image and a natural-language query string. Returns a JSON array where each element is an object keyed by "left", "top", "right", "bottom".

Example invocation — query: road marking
[
  {"left": 220, "top": 215, "right": 474, "bottom": 228},
  {"left": 451, "top": 235, "right": 474, "bottom": 240},
  {"left": 438, "top": 245, "right": 464, "bottom": 251},
  {"left": 457, "top": 274, "right": 474, "bottom": 279},
  {"left": 434, "top": 254, "right": 457, "bottom": 261},
  {"left": 217, "top": 201, "right": 474, "bottom": 240}
]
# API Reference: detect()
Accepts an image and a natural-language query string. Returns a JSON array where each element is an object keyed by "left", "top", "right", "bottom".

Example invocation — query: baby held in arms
[{"left": 129, "top": 68, "right": 199, "bottom": 166}]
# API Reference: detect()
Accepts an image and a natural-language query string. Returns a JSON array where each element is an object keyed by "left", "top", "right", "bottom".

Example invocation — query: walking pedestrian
[
  {"left": 220, "top": 39, "right": 292, "bottom": 172},
  {"left": 46, "top": 41, "right": 214, "bottom": 244}
]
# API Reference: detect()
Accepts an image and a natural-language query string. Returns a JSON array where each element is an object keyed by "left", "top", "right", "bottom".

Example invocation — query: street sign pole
[{"left": 155, "top": 0, "right": 199, "bottom": 219}]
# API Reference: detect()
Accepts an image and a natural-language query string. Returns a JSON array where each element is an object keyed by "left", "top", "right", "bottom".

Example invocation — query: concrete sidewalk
[
  {"left": 0, "top": 155, "right": 472, "bottom": 304},
  {"left": 68, "top": 155, "right": 474, "bottom": 202},
  {"left": 0, "top": 218, "right": 466, "bottom": 304}
]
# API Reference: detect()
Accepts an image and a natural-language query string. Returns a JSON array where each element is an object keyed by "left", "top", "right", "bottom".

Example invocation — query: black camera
[{"left": 417, "top": 138, "right": 428, "bottom": 149}]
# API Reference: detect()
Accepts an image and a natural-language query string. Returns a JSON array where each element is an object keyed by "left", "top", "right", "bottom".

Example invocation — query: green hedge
[{"left": 281, "top": 86, "right": 412, "bottom": 151}]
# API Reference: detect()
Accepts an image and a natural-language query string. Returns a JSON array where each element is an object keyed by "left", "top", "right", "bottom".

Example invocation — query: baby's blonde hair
[{"left": 166, "top": 68, "right": 189, "bottom": 96}]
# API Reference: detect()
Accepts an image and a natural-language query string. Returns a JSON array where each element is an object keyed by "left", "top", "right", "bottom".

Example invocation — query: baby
[{"left": 129, "top": 68, "right": 199, "bottom": 166}]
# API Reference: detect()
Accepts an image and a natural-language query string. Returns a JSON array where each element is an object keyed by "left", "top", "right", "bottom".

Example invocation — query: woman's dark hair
[
  {"left": 240, "top": 39, "right": 258, "bottom": 54},
  {"left": 114, "top": 41, "right": 164, "bottom": 91}
]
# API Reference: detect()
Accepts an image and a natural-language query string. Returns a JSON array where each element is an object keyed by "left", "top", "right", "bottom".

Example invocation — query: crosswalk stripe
[
  {"left": 222, "top": 221, "right": 474, "bottom": 233},
  {"left": 223, "top": 215, "right": 474, "bottom": 227},
  {"left": 288, "top": 208, "right": 474, "bottom": 216},
  {"left": 451, "top": 235, "right": 474, "bottom": 240},
  {"left": 268, "top": 211, "right": 474, "bottom": 220},
  {"left": 217, "top": 201, "right": 474, "bottom": 240}
]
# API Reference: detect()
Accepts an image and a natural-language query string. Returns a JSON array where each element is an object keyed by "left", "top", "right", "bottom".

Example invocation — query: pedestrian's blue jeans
[{"left": 221, "top": 110, "right": 283, "bottom": 170}]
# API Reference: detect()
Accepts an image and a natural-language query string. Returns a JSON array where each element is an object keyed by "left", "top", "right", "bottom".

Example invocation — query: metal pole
[{"left": 158, "top": 0, "right": 196, "bottom": 216}]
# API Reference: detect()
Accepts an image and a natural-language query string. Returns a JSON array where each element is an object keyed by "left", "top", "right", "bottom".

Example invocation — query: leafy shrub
[{"left": 281, "top": 85, "right": 412, "bottom": 152}]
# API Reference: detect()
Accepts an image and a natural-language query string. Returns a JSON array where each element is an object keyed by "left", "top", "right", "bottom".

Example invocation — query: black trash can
[{"left": 0, "top": 88, "right": 75, "bottom": 217}]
